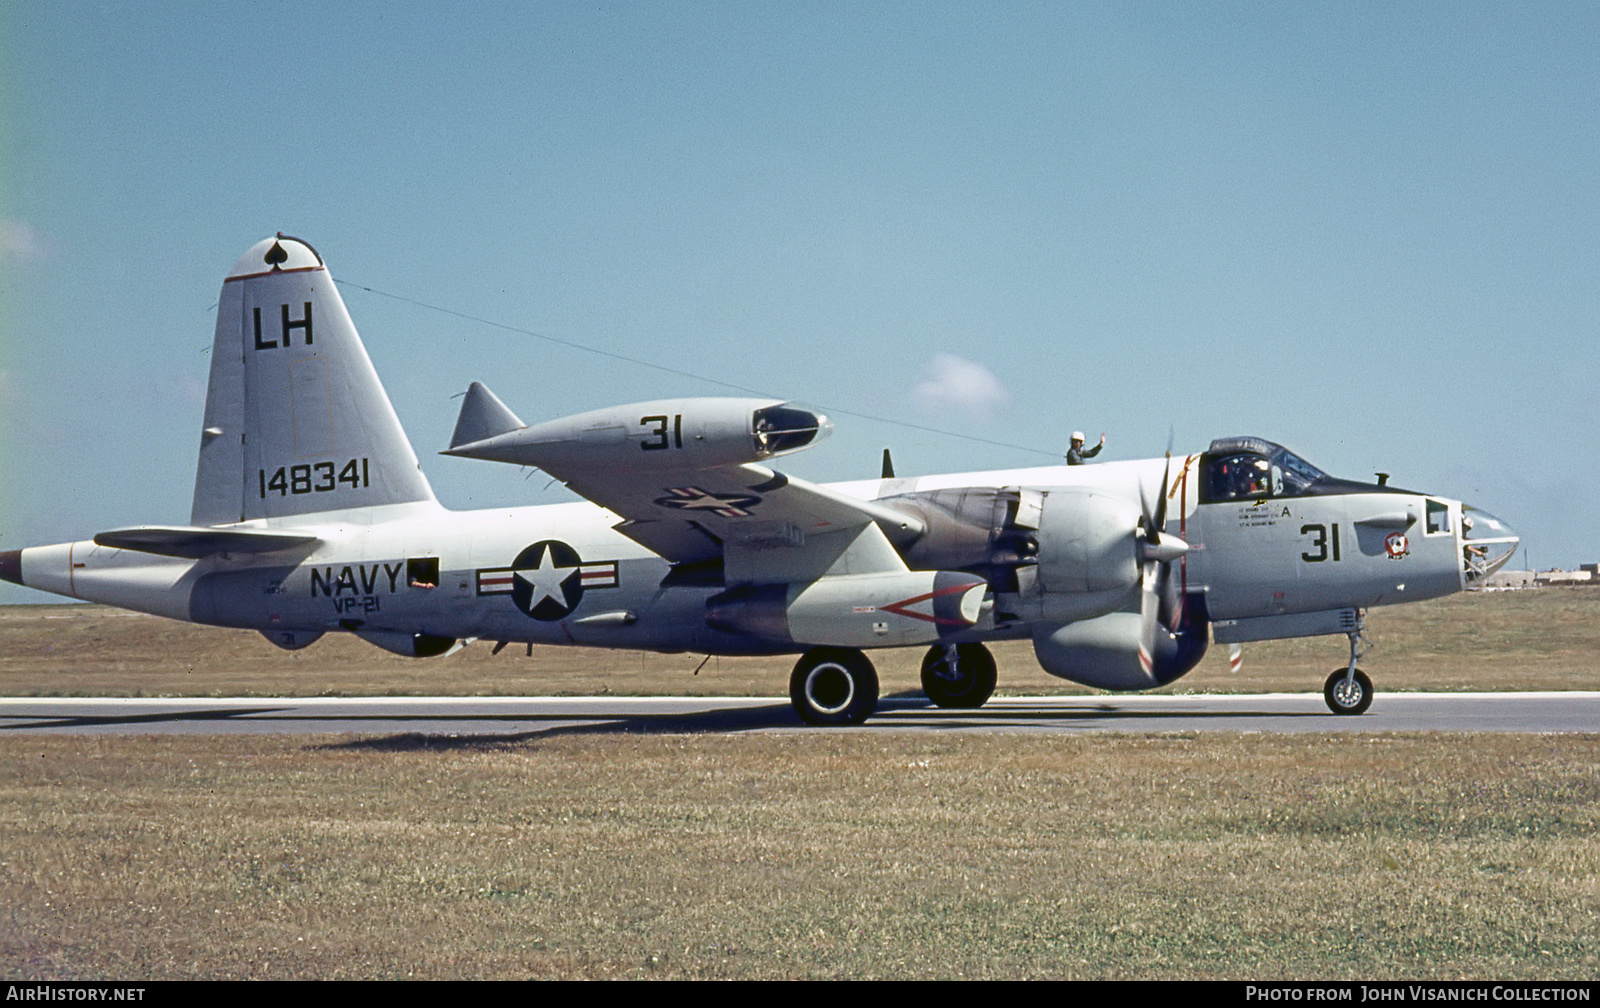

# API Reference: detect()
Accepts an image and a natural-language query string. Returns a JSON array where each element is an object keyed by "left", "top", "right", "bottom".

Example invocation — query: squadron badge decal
[{"left": 1385, "top": 532, "right": 1410, "bottom": 559}]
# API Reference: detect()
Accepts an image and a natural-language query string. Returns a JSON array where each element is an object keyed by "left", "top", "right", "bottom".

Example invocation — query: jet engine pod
[
  {"left": 706, "top": 570, "right": 988, "bottom": 649},
  {"left": 445, "top": 397, "right": 831, "bottom": 471},
  {"left": 1031, "top": 597, "right": 1209, "bottom": 691}
]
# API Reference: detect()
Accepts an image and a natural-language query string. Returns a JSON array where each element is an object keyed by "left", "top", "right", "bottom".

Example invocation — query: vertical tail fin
[{"left": 191, "top": 234, "right": 437, "bottom": 525}]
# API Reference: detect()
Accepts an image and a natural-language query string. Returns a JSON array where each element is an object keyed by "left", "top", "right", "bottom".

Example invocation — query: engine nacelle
[
  {"left": 706, "top": 570, "right": 988, "bottom": 648},
  {"left": 974, "top": 488, "right": 1142, "bottom": 624},
  {"left": 1031, "top": 594, "right": 1209, "bottom": 690},
  {"left": 876, "top": 487, "right": 1037, "bottom": 572},
  {"left": 877, "top": 486, "right": 1153, "bottom": 625},
  {"left": 446, "top": 397, "right": 830, "bottom": 471},
  {"left": 1033, "top": 489, "right": 1141, "bottom": 595}
]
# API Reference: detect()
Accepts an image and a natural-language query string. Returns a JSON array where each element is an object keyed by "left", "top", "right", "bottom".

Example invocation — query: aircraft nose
[{"left": 1461, "top": 504, "right": 1519, "bottom": 585}]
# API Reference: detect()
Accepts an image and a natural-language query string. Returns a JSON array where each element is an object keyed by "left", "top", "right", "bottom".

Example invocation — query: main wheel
[
  {"left": 1323, "top": 668, "right": 1374, "bottom": 715},
  {"left": 790, "top": 647, "right": 879, "bottom": 725},
  {"left": 920, "top": 643, "right": 998, "bottom": 708}
]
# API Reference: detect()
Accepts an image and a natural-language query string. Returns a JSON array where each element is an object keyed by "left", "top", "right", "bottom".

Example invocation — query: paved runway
[{"left": 0, "top": 692, "right": 1594, "bottom": 736}]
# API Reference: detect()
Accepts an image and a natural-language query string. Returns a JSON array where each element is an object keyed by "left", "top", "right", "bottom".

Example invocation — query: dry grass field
[
  {"left": 1, "top": 592, "right": 1596, "bottom": 980},
  {"left": 0, "top": 733, "right": 1594, "bottom": 980}
]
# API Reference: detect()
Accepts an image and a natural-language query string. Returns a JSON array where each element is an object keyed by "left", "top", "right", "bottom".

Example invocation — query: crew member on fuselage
[{"left": 1066, "top": 431, "right": 1106, "bottom": 465}]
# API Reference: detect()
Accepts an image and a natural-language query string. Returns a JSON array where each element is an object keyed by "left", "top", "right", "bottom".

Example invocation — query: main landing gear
[
  {"left": 1323, "top": 614, "right": 1375, "bottom": 715},
  {"left": 789, "top": 642, "right": 1001, "bottom": 725},
  {"left": 790, "top": 647, "right": 879, "bottom": 726},
  {"left": 920, "top": 643, "right": 997, "bottom": 709}
]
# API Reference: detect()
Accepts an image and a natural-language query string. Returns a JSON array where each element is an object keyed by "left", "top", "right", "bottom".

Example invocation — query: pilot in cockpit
[{"left": 1219, "top": 457, "right": 1272, "bottom": 499}]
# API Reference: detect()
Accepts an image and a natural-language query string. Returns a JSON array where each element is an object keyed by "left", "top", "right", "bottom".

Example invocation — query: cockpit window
[
  {"left": 1426, "top": 499, "right": 1451, "bottom": 535},
  {"left": 1202, "top": 443, "right": 1332, "bottom": 502},
  {"left": 1208, "top": 454, "right": 1273, "bottom": 501},
  {"left": 1276, "top": 450, "right": 1327, "bottom": 493}
]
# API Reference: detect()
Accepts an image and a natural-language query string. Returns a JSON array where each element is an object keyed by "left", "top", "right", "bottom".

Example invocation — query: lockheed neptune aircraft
[{"left": 0, "top": 236, "right": 1520, "bottom": 722}]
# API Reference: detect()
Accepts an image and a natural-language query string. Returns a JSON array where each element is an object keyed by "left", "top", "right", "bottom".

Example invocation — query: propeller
[{"left": 1136, "top": 449, "right": 1192, "bottom": 669}]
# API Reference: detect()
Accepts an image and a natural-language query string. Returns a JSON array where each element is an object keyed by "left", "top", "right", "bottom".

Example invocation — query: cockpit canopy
[{"left": 1200, "top": 437, "right": 1395, "bottom": 503}]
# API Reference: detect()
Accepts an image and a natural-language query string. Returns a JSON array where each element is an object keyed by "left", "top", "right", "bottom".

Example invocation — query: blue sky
[{"left": 3, "top": 2, "right": 1596, "bottom": 602}]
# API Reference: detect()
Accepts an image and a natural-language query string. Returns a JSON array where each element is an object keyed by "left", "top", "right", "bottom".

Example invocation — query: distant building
[
  {"left": 1478, "top": 565, "right": 1600, "bottom": 589},
  {"left": 1534, "top": 568, "right": 1597, "bottom": 586},
  {"left": 1481, "top": 569, "right": 1536, "bottom": 589}
]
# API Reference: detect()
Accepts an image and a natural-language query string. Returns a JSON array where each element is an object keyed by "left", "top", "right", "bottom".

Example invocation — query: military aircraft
[{"left": 1, "top": 235, "right": 1520, "bottom": 722}]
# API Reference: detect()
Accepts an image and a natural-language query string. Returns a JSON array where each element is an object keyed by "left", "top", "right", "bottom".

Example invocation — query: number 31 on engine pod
[{"left": 640, "top": 414, "right": 684, "bottom": 451}]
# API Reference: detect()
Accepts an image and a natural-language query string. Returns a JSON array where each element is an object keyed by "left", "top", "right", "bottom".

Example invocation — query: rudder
[{"left": 191, "top": 234, "right": 437, "bottom": 524}]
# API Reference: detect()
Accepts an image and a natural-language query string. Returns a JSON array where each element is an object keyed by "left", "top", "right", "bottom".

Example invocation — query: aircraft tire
[
  {"left": 790, "top": 647, "right": 879, "bottom": 726},
  {"left": 920, "top": 643, "right": 998, "bottom": 708},
  {"left": 1323, "top": 668, "right": 1374, "bottom": 715}
]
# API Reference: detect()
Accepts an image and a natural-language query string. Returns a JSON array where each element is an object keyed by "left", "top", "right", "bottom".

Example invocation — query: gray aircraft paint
[{"left": 0, "top": 236, "right": 1519, "bottom": 718}]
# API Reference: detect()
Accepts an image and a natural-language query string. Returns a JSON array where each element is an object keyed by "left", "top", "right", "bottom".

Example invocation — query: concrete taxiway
[{"left": 0, "top": 692, "right": 1594, "bottom": 736}]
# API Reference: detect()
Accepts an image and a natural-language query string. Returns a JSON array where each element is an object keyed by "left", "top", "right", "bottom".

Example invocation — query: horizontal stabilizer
[
  {"left": 449, "top": 382, "right": 525, "bottom": 451},
  {"left": 93, "top": 525, "right": 320, "bottom": 559}
]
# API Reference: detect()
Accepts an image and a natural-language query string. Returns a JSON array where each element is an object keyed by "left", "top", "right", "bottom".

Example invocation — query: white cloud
[
  {"left": 0, "top": 219, "right": 51, "bottom": 260},
  {"left": 909, "top": 353, "right": 1011, "bottom": 420}
]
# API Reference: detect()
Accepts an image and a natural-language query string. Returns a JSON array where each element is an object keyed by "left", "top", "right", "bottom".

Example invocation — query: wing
[
  {"left": 561, "top": 461, "right": 923, "bottom": 583},
  {"left": 443, "top": 386, "right": 924, "bottom": 582}
]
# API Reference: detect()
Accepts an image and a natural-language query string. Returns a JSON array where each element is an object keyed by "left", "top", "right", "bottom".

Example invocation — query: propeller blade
[
  {"left": 1148, "top": 450, "right": 1174, "bottom": 541},
  {"left": 1137, "top": 441, "right": 1191, "bottom": 650},
  {"left": 1159, "top": 558, "right": 1184, "bottom": 632},
  {"left": 1137, "top": 556, "right": 1162, "bottom": 674}
]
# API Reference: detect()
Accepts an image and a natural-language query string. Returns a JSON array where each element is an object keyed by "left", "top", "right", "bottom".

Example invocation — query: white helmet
[{"left": 1071, "top": 431, "right": 1085, "bottom": 442}]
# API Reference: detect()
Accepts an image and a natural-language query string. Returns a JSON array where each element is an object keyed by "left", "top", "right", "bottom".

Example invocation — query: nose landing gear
[
  {"left": 1324, "top": 667, "right": 1374, "bottom": 715},
  {"left": 1324, "top": 612, "right": 1375, "bottom": 715}
]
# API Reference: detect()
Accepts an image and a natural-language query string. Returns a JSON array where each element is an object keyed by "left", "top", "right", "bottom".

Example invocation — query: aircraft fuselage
[{"left": 6, "top": 456, "right": 1488, "bottom": 659}]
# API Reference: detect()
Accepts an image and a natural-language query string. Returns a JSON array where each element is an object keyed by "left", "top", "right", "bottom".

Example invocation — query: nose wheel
[
  {"left": 1324, "top": 614, "right": 1375, "bottom": 715},
  {"left": 1324, "top": 667, "right": 1374, "bottom": 715}
]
